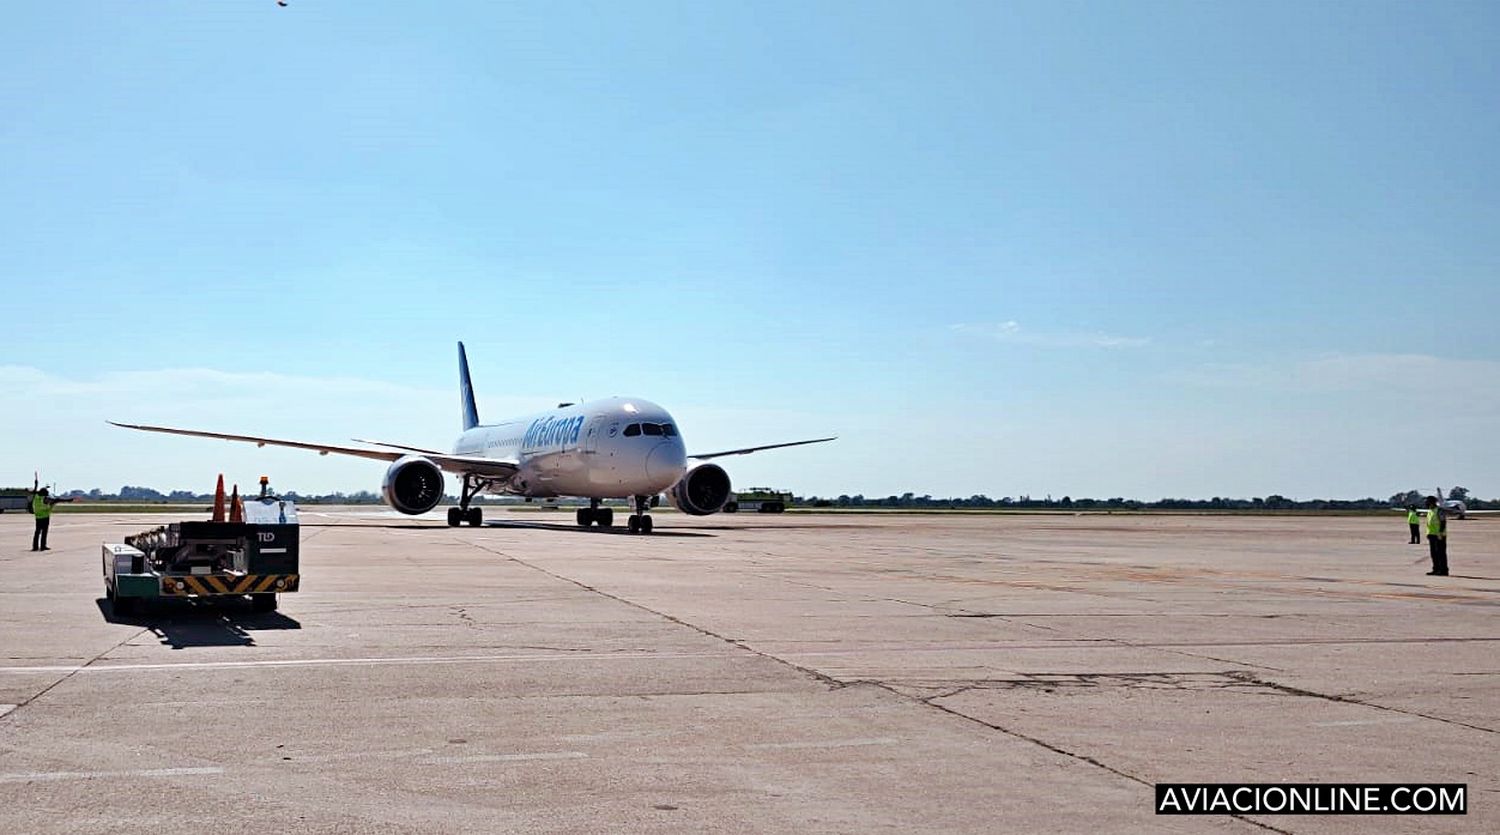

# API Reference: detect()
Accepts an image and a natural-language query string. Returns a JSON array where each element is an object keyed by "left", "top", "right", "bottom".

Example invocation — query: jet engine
[
  {"left": 381, "top": 455, "right": 445, "bottom": 515},
  {"left": 666, "top": 463, "right": 732, "bottom": 516}
]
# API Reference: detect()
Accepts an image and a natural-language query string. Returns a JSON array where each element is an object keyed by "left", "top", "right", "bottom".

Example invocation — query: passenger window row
[{"left": 622, "top": 423, "right": 676, "bottom": 437}]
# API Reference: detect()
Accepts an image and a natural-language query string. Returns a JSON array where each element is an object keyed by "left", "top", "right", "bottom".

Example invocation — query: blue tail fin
[{"left": 458, "top": 342, "right": 480, "bottom": 431}]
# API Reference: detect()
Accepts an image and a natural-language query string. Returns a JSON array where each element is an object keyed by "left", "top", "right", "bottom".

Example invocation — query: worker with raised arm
[
  {"left": 1406, "top": 505, "right": 1420, "bottom": 544},
  {"left": 28, "top": 473, "right": 73, "bottom": 551}
]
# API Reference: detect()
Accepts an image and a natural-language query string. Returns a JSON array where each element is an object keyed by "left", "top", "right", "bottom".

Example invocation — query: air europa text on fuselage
[{"left": 523, "top": 415, "right": 584, "bottom": 451}]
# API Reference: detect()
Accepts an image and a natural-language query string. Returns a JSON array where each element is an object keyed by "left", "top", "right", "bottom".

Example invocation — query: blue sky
[{"left": 4, "top": 2, "right": 1498, "bottom": 500}]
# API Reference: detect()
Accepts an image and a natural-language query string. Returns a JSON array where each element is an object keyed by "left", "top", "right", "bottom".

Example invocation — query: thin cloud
[
  {"left": 0, "top": 365, "right": 434, "bottom": 400},
  {"left": 950, "top": 321, "right": 1150, "bottom": 349},
  {"left": 1172, "top": 353, "right": 1500, "bottom": 398},
  {"left": 0, "top": 365, "right": 549, "bottom": 414},
  {"left": 0, "top": 365, "right": 553, "bottom": 495}
]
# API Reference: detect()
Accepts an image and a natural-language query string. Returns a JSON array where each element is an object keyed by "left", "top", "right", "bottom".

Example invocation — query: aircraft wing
[
  {"left": 108, "top": 421, "right": 519, "bottom": 479},
  {"left": 350, "top": 438, "right": 448, "bottom": 456},
  {"left": 690, "top": 436, "right": 836, "bottom": 460}
]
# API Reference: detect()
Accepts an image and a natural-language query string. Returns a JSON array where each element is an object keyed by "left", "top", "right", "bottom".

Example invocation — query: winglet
[{"left": 458, "top": 341, "right": 479, "bottom": 431}]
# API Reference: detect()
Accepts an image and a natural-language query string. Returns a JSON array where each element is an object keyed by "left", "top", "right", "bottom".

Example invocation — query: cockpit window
[
  {"left": 642, "top": 423, "right": 663, "bottom": 436},
  {"left": 623, "top": 423, "right": 641, "bottom": 437},
  {"left": 661, "top": 423, "right": 677, "bottom": 437}
]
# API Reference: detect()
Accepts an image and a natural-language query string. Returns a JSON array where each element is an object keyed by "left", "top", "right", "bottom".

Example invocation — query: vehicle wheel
[
  {"left": 639, "top": 515, "right": 653, "bottom": 534},
  {"left": 447, "top": 507, "right": 461, "bottom": 527},
  {"left": 467, "top": 507, "right": 483, "bottom": 527},
  {"left": 250, "top": 593, "right": 278, "bottom": 613},
  {"left": 598, "top": 508, "right": 613, "bottom": 528},
  {"left": 576, "top": 508, "right": 591, "bottom": 527},
  {"left": 627, "top": 515, "right": 640, "bottom": 533}
]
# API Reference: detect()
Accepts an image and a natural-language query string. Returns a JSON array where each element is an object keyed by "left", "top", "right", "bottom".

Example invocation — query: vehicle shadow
[{"left": 94, "top": 598, "right": 302, "bottom": 649}]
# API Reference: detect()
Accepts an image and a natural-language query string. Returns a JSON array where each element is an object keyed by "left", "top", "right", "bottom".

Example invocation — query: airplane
[
  {"left": 1393, "top": 487, "right": 1488, "bottom": 520},
  {"left": 1433, "top": 487, "right": 1475, "bottom": 520},
  {"left": 110, "top": 343, "right": 835, "bottom": 534}
]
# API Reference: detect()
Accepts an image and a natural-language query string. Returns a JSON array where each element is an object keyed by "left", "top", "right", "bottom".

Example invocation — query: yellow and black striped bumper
[{"left": 160, "top": 574, "right": 300, "bottom": 596}]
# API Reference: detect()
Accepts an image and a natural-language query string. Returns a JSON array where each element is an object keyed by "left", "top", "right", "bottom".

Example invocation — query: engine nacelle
[
  {"left": 381, "top": 455, "right": 445, "bottom": 515},
  {"left": 666, "top": 463, "right": 732, "bottom": 516}
]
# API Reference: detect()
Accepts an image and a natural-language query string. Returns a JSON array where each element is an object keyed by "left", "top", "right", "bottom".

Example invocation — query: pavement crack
[
  {"left": 880, "top": 679, "right": 1289, "bottom": 834},
  {"left": 461, "top": 542, "right": 1287, "bottom": 830},
  {"left": 1, "top": 626, "right": 148, "bottom": 722},
  {"left": 1222, "top": 671, "right": 1496, "bottom": 735},
  {"left": 460, "top": 542, "right": 846, "bottom": 689},
  {"left": 1118, "top": 640, "right": 1285, "bottom": 672}
]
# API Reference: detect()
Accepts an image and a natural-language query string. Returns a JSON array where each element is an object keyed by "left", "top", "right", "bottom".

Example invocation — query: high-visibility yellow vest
[
  {"left": 1426, "top": 507, "right": 1445, "bottom": 539},
  {"left": 32, "top": 494, "right": 51, "bottom": 519},
  {"left": 1406, "top": 510, "right": 1419, "bottom": 525}
]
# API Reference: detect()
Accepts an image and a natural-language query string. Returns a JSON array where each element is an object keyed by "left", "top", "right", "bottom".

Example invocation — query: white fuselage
[{"left": 452, "top": 396, "right": 688, "bottom": 499}]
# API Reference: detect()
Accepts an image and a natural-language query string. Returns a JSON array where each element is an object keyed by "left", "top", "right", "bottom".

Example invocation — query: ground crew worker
[
  {"left": 1424, "top": 495, "right": 1448, "bottom": 576},
  {"left": 1406, "top": 505, "right": 1420, "bottom": 544},
  {"left": 29, "top": 486, "right": 68, "bottom": 551}
]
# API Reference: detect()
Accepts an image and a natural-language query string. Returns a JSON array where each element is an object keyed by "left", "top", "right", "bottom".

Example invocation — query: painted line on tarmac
[
  {"left": 0, "top": 766, "right": 223, "bottom": 784},
  {"left": 419, "top": 751, "right": 589, "bottom": 764},
  {"left": 278, "top": 747, "right": 435, "bottom": 764},
  {"left": 748, "top": 737, "right": 898, "bottom": 750},
  {"left": 0, "top": 650, "right": 740, "bottom": 675}
]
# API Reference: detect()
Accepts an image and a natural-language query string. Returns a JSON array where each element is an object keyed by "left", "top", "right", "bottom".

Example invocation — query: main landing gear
[
  {"left": 447, "top": 474, "right": 491, "bottom": 528},
  {"left": 576, "top": 498, "right": 614, "bottom": 529},
  {"left": 626, "top": 494, "right": 654, "bottom": 535}
]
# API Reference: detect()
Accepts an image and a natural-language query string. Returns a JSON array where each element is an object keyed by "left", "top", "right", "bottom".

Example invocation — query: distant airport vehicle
[
  {"left": 112, "top": 343, "right": 834, "bottom": 534},
  {"left": 724, "top": 488, "right": 792, "bottom": 513}
]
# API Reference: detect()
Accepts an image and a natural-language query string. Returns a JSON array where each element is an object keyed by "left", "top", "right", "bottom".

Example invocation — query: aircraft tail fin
[{"left": 458, "top": 342, "right": 480, "bottom": 431}]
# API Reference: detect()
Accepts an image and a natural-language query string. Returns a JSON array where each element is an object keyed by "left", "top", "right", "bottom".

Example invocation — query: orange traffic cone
[
  {"left": 229, "top": 485, "right": 243, "bottom": 523},
  {"left": 213, "top": 474, "right": 226, "bottom": 522}
]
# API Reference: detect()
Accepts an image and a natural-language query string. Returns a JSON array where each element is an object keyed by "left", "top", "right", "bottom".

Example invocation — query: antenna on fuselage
[{"left": 458, "top": 341, "right": 480, "bottom": 431}]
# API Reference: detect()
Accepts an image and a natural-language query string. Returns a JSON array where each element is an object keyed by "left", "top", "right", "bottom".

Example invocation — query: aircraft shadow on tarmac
[
  {"left": 483, "top": 519, "right": 712, "bottom": 538},
  {"left": 688, "top": 523, "right": 865, "bottom": 531},
  {"left": 94, "top": 598, "right": 301, "bottom": 650},
  {"left": 299, "top": 520, "right": 712, "bottom": 537},
  {"left": 300, "top": 523, "right": 444, "bottom": 530}
]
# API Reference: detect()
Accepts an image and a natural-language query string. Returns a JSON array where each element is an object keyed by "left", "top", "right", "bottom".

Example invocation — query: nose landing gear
[{"left": 626, "top": 494, "right": 654, "bottom": 534}]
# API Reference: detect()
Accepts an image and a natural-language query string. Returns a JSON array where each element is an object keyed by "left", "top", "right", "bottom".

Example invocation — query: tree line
[
  {"left": 6, "top": 485, "right": 1490, "bottom": 511},
  {"left": 795, "top": 487, "right": 1493, "bottom": 511}
]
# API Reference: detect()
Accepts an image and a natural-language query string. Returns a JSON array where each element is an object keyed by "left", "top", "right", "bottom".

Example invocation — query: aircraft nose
[{"left": 646, "top": 441, "right": 687, "bottom": 484}]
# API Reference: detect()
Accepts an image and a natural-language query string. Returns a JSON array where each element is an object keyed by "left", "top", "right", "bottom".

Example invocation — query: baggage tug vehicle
[{"left": 103, "top": 476, "right": 299, "bottom": 615}]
